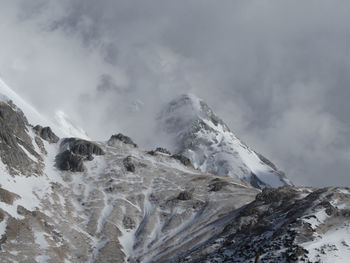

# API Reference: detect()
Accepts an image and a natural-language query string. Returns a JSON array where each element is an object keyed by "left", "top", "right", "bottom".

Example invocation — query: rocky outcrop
[
  {"left": 208, "top": 178, "right": 229, "bottom": 192},
  {"left": 0, "top": 102, "right": 42, "bottom": 176},
  {"left": 172, "top": 154, "right": 193, "bottom": 167},
  {"left": 177, "top": 191, "right": 193, "bottom": 200},
  {"left": 123, "top": 156, "right": 135, "bottom": 172},
  {"left": 61, "top": 138, "right": 105, "bottom": 156},
  {"left": 56, "top": 150, "right": 85, "bottom": 172},
  {"left": 33, "top": 125, "right": 59, "bottom": 143},
  {"left": 0, "top": 188, "right": 20, "bottom": 205},
  {"left": 178, "top": 187, "right": 350, "bottom": 262},
  {"left": 108, "top": 133, "right": 137, "bottom": 148},
  {"left": 158, "top": 94, "right": 292, "bottom": 189},
  {"left": 56, "top": 138, "right": 104, "bottom": 172},
  {"left": 147, "top": 147, "right": 171, "bottom": 156}
]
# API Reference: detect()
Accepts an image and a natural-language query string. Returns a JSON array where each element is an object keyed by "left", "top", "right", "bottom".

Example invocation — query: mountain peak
[{"left": 159, "top": 94, "right": 292, "bottom": 188}]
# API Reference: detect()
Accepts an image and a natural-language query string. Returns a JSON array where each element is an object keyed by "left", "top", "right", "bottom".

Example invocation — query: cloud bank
[{"left": 1, "top": 0, "right": 350, "bottom": 187}]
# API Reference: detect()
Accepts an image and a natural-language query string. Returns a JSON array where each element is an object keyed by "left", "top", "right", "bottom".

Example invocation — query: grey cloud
[{"left": 0, "top": 0, "right": 350, "bottom": 186}]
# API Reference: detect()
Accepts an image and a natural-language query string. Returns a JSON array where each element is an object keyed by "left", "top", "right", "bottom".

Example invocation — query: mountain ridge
[
  {"left": 158, "top": 94, "right": 291, "bottom": 188},
  {"left": 0, "top": 82, "right": 348, "bottom": 262}
]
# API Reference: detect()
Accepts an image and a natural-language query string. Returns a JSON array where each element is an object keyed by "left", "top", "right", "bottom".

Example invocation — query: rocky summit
[
  {"left": 0, "top": 82, "right": 349, "bottom": 263},
  {"left": 158, "top": 94, "right": 291, "bottom": 189}
]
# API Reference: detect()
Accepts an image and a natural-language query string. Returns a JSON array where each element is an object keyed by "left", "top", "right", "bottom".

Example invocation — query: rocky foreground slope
[{"left": 0, "top": 87, "right": 349, "bottom": 262}]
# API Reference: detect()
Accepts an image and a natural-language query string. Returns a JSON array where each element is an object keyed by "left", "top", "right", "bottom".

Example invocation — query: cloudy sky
[{"left": 0, "top": 0, "right": 350, "bottom": 187}]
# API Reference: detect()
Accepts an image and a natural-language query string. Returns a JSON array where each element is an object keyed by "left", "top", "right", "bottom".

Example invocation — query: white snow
[
  {"left": 0, "top": 77, "right": 88, "bottom": 139},
  {"left": 18, "top": 144, "right": 38, "bottom": 162},
  {"left": 159, "top": 94, "right": 289, "bottom": 188},
  {"left": 34, "top": 231, "right": 49, "bottom": 250},
  {"left": 54, "top": 110, "right": 89, "bottom": 140},
  {"left": 303, "top": 222, "right": 350, "bottom": 263},
  {"left": 303, "top": 209, "right": 329, "bottom": 230},
  {"left": 0, "top": 216, "right": 7, "bottom": 238}
]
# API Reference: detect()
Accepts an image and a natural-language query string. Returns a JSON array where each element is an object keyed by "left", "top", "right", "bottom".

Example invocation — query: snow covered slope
[
  {"left": 158, "top": 94, "right": 292, "bottom": 188},
  {"left": 0, "top": 97, "right": 259, "bottom": 262},
  {"left": 0, "top": 94, "right": 349, "bottom": 263},
  {"left": 0, "top": 77, "right": 88, "bottom": 139}
]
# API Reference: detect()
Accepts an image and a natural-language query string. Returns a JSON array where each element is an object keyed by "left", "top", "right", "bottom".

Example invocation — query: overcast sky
[{"left": 1, "top": 0, "right": 350, "bottom": 187}]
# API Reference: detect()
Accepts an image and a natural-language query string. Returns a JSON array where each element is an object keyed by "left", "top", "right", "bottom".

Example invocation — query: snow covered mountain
[
  {"left": 0, "top": 81, "right": 349, "bottom": 263},
  {"left": 0, "top": 78, "right": 88, "bottom": 140},
  {"left": 158, "top": 94, "right": 292, "bottom": 188}
]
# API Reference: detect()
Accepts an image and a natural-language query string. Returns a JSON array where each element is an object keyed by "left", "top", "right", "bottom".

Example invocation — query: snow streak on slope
[{"left": 159, "top": 94, "right": 292, "bottom": 188}]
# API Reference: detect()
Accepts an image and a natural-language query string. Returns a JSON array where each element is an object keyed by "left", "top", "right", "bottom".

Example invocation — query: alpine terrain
[{"left": 0, "top": 78, "right": 349, "bottom": 263}]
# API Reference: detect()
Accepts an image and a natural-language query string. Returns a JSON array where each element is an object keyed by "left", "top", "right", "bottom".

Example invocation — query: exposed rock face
[
  {"left": 177, "top": 191, "right": 193, "bottom": 200},
  {"left": 123, "top": 156, "right": 136, "bottom": 172},
  {"left": 178, "top": 187, "right": 350, "bottom": 262},
  {"left": 172, "top": 154, "right": 193, "bottom": 167},
  {"left": 208, "top": 178, "right": 229, "bottom": 192},
  {"left": 56, "top": 138, "right": 104, "bottom": 172},
  {"left": 158, "top": 94, "right": 291, "bottom": 189},
  {"left": 56, "top": 150, "right": 85, "bottom": 172},
  {"left": 0, "top": 188, "right": 20, "bottom": 205},
  {"left": 61, "top": 138, "right": 105, "bottom": 156},
  {"left": 33, "top": 125, "right": 59, "bottom": 143},
  {"left": 0, "top": 102, "right": 42, "bottom": 176},
  {"left": 147, "top": 147, "right": 171, "bottom": 156},
  {"left": 108, "top": 133, "right": 138, "bottom": 148}
]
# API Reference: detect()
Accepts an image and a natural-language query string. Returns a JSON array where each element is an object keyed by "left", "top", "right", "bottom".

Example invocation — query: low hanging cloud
[{"left": 0, "top": 0, "right": 350, "bottom": 187}]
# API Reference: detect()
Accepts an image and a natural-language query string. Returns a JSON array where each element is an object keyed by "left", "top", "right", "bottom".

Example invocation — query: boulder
[
  {"left": 33, "top": 125, "right": 59, "bottom": 143},
  {"left": 147, "top": 147, "right": 171, "bottom": 156},
  {"left": 177, "top": 191, "right": 192, "bottom": 200},
  {"left": 108, "top": 133, "right": 137, "bottom": 148},
  {"left": 55, "top": 150, "right": 85, "bottom": 172},
  {"left": 62, "top": 138, "right": 105, "bottom": 156},
  {"left": 209, "top": 179, "right": 229, "bottom": 192}
]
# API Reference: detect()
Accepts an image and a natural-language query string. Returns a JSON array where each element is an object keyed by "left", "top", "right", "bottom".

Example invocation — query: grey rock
[
  {"left": 55, "top": 138, "right": 104, "bottom": 172},
  {"left": 208, "top": 179, "right": 229, "bottom": 192},
  {"left": 177, "top": 191, "right": 192, "bottom": 200},
  {"left": 123, "top": 216, "right": 136, "bottom": 229},
  {"left": 0, "top": 102, "right": 42, "bottom": 176},
  {"left": 123, "top": 156, "right": 135, "bottom": 172},
  {"left": 108, "top": 133, "right": 137, "bottom": 148},
  {"left": 147, "top": 147, "right": 171, "bottom": 156},
  {"left": 33, "top": 125, "right": 59, "bottom": 143},
  {"left": 56, "top": 150, "right": 85, "bottom": 172},
  {"left": 172, "top": 154, "right": 193, "bottom": 167},
  {"left": 62, "top": 138, "right": 105, "bottom": 156},
  {"left": 0, "top": 188, "right": 20, "bottom": 205}
]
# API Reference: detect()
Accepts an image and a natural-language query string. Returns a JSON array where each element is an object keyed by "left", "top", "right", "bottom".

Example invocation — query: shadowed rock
[
  {"left": 123, "top": 156, "right": 135, "bottom": 172},
  {"left": 123, "top": 216, "right": 136, "bottom": 229},
  {"left": 56, "top": 150, "right": 85, "bottom": 172},
  {"left": 177, "top": 191, "right": 192, "bottom": 200},
  {"left": 62, "top": 138, "right": 105, "bottom": 156},
  {"left": 147, "top": 147, "right": 171, "bottom": 156},
  {"left": 209, "top": 179, "right": 229, "bottom": 192},
  {"left": 108, "top": 133, "right": 137, "bottom": 148},
  {"left": 171, "top": 154, "right": 192, "bottom": 167},
  {"left": 33, "top": 125, "right": 59, "bottom": 143},
  {"left": 56, "top": 139, "right": 104, "bottom": 172},
  {"left": 0, "top": 102, "right": 42, "bottom": 176}
]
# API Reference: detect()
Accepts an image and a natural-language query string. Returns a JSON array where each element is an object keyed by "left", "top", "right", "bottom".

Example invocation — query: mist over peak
[{"left": 0, "top": 1, "right": 350, "bottom": 186}]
